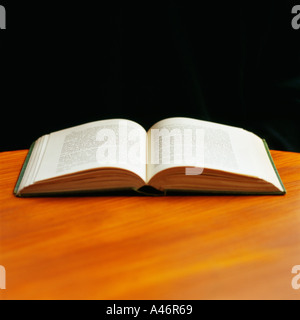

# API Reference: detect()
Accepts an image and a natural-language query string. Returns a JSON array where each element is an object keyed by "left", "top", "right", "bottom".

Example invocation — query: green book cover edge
[
  {"left": 13, "top": 142, "right": 36, "bottom": 196},
  {"left": 262, "top": 139, "right": 286, "bottom": 195}
]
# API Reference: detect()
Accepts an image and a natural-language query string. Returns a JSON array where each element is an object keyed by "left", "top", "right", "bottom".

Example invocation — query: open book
[{"left": 14, "top": 117, "right": 286, "bottom": 197}]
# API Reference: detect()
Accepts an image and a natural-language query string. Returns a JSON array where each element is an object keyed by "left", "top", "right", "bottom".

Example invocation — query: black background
[{"left": 1, "top": 1, "right": 299, "bottom": 151}]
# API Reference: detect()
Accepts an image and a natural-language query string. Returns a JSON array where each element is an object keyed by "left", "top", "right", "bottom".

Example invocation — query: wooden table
[{"left": 0, "top": 150, "right": 300, "bottom": 300}]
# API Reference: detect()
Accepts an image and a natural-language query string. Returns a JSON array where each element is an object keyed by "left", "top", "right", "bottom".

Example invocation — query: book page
[
  {"left": 34, "top": 119, "right": 147, "bottom": 183},
  {"left": 146, "top": 117, "right": 283, "bottom": 191}
]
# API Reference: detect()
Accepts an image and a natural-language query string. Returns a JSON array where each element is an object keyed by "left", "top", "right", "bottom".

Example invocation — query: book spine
[
  {"left": 262, "top": 139, "right": 286, "bottom": 194},
  {"left": 13, "top": 142, "right": 36, "bottom": 196}
]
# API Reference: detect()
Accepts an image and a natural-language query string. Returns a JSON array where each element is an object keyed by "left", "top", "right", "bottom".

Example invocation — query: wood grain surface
[{"left": 0, "top": 149, "right": 300, "bottom": 300}]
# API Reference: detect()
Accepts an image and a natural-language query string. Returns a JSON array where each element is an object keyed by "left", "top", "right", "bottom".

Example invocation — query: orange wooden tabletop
[{"left": 0, "top": 149, "right": 300, "bottom": 300}]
